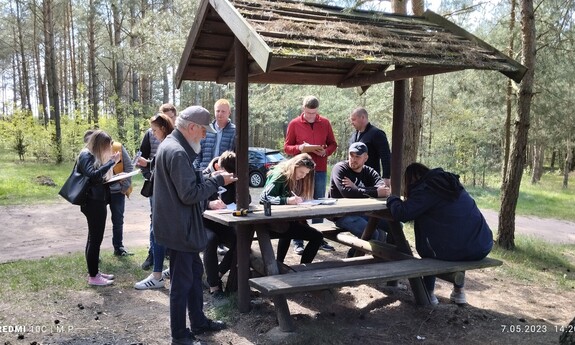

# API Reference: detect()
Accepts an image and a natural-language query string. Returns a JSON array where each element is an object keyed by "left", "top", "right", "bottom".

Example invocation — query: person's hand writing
[
  {"left": 220, "top": 172, "right": 238, "bottom": 186},
  {"left": 287, "top": 196, "right": 303, "bottom": 205},
  {"left": 298, "top": 141, "right": 309, "bottom": 152},
  {"left": 341, "top": 177, "right": 357, "bottom": 190},
  {"left": 383, "top": 178, "right": 391, "bottom": 187},
  {"left": 208, "top": 199, "right": 226, "bottom": 210}
]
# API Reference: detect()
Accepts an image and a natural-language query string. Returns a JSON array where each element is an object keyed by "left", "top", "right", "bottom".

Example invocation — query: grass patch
[
  {"left": 0, "top": 248, "right": 153, "bottom": 296},
  {"left": 0, "top": 152, "right": 144, "bottom": 206},
  {"left": 466, "top": 171, "right": 575, "bottom": 222},
  {"left": 490, "top": 237, "right": 575, "bottom": 289}
]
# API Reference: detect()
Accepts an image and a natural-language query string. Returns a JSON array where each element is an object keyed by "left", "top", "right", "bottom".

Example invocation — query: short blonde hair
[{"left": 214, "top": 99, "right": 231, "bottom": 108}]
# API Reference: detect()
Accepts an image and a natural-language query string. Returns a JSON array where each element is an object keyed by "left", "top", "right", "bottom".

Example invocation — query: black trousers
[
  {"left": 203, "top": 219, "right": 237, "bottom": 288},
  {"left": 81, "top": 198, "right": 108, "bottom": 277},
  {"left": 271, "top": 222, "right": 323, "bottom": 264}
]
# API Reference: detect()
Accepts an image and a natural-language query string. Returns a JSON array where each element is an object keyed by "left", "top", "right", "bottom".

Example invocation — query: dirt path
[
  {"left": 1, "top": 192, "right": 574, "bottom": 264},
  {"left": 1, "top": 193, "right": 575, "bottom": 345}
]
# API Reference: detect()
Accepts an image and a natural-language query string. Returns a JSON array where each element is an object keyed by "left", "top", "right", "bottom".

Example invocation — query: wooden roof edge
[
  {"left": 423, "top": 10, "right": 527, "bottom": 83},
  {"left": 175, "top": 0, "right": 211, "bottom": 88},
  {"left": 210, "top": 0, "right": 273, "bottom": 73},
  {"left": 338, "top": 66, "right": 465, "bottom": 88}
]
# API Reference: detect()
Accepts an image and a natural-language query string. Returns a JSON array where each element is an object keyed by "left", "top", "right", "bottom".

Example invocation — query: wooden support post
[
  {"left": 235, "top": 39, "right": 251, "bottom": 313},
  {"left": 255, "top": 226, "right": 295, "bottom": 332}
]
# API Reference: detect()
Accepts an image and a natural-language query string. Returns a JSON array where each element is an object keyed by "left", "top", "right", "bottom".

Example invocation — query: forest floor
[{"left": 0, "top": 192, "right": 574, "bottom": 344}]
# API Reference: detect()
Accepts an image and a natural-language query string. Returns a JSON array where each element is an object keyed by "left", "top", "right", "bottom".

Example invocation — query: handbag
[
  {"left": 140, "top": 179, "right": 153, "bottom": 197},
  {"left": 59, "top": 163, "right": 91, "bottom": 205}
]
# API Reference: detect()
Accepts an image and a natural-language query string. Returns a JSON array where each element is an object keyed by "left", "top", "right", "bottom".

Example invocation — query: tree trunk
[
  {"left": 112, "top": 0, "right": 126, "bottom": 142},
  {"left": 15, "top": 0, "right": 32, "bottom": 112},
  {"left": 405, "top": 0, "right": 424, "bottom": 166},
  {"left": 498, "top": 0, "right": 536, "bottom": 250},
  {"left": 393, "top": 0, "right": 410, "bottom": 192},
  {"left": 67, "top": 0, "right": 78, "bottom": 110},
  {"left": 531, "top": 142, "right": 544, "bottom": 184},
  {"left": 163, "top": 65, "right": 170, "bottom": 103},
  {"left": 564, "top": 141, "right": 572, "bottom": 189},
  {"left": 502, "top": 0, "right": 517, "bottom": 179},
  {"left": 43, "top": 0, "right": 62, "bottom": 163},
  {"left": 88, "top": 0, "right": 99, "bottom": 126},
  {"left": 32, "top": 0, "right": 48, "bottom": 125}
]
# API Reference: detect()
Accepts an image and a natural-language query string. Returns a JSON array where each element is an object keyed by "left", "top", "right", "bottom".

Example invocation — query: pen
[{"left": 291, "top": 191, "right": 298, "bottom": 197}]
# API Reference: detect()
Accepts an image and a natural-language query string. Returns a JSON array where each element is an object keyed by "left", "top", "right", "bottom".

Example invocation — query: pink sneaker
[
  {"left": 88, "top": 275, "right": 113, "bottom": 286},
  {"left": 98, "top": 272, "right": 115, "bottom": 280}
]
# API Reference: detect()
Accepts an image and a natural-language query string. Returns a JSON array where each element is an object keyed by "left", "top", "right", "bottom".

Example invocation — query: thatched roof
[{"left": 176, "top": 0, "right": 526, "bottom": 88}]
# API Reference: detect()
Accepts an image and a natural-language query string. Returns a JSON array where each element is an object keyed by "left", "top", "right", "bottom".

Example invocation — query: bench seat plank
[{"left": 249, "top": 257, "right": 502, "bottom": 295}]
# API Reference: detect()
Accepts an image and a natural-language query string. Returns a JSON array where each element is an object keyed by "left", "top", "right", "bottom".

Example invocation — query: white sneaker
[
  {"left": 162, "top": 268, "right": 170, "bottom": 280},
  {"left": 450, "top": 288, "right": 467, "bottom": 304},
  {"left": 134, "top": 274, "right": 165, "bottom": 290}
]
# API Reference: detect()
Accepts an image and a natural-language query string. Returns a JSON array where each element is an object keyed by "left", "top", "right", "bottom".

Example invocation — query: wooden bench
[{"left": 249, "top": 257, "right": 502, "bottom": 296}]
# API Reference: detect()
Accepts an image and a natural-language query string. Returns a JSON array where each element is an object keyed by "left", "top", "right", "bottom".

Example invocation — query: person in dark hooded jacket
[{"left": 386, "top": 163, "right": 493, "bottom": 305}]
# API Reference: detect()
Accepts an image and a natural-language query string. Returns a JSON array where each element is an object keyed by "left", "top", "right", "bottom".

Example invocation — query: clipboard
[
  {"left": 301, "top": 144, "right": 324, "bottom": 153},
  {"left": 106, "top": 169, "right": 141, "bottom": 183}
]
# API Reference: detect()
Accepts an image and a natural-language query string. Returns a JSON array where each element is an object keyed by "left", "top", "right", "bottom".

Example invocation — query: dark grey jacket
[{"left": 152, "top": 129, "right": 225, "bottom": 252}]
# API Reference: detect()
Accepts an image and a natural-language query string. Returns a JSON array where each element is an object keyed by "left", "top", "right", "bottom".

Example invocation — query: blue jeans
[
  {"left": 334, "top": 215, "right": 389, "bottom": 241},
  {"left": 168, "top": 250, "right": 208, "bottom": 339},
  {"left": 148, "top": 196, "right": 165, "bottom": 273},
  {"left": 109, "top": 192, "right": 125, "bottom": 250},
  {"left": 294, "top": 171, "right": 327, "bottom": 247}
]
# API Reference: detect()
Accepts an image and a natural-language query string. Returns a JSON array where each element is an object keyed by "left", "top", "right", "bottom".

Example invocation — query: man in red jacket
[{"left": 284, "top": 95, "right": 338, "bottom": 254}]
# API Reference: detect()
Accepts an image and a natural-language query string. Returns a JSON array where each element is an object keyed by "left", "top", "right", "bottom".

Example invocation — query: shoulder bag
[
  {"left": 140, "top": 179, "right": 153, "bottom": 197},
  {"left": 58, "top": 162, "right": 91, "bottom": 205}
]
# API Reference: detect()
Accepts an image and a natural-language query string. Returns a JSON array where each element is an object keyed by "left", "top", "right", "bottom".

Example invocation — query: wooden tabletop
[{"left": 203, "top": 198, "right": 389, "bottom": 226}]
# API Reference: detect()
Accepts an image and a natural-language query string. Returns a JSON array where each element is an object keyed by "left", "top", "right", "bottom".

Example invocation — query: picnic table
[{"left": 203, "top": 198, "right": 501, "bottom": 331}]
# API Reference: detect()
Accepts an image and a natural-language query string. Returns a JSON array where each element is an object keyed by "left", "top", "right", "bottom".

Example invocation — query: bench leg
[
  {"left": 386, "top": 220, "right": 432, "bottom": 306},
  {"left": 255, "top": 226, "right": 295, "bottom": 332}
]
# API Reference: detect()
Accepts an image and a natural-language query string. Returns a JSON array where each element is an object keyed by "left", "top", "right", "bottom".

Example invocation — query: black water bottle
[{"left": 263, "top": 200, "right": 271, "bottom": 216}]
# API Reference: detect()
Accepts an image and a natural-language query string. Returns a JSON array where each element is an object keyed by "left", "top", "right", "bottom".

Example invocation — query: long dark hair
[{"left": 403, "top": 162, "right": 430, "bottom": 198}]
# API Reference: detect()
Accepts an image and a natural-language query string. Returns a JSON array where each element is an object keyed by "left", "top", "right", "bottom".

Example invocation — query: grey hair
[
  {"left": 175, "top": 116, "right": 193, "bottom": 130},
  {"left": 352, "top": 107, "right": 369, "bottom": 119}
]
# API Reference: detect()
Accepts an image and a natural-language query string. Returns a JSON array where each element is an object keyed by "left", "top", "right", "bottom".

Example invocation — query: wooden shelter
[{"left": 175, "top": 0, "right": 527, "bottom": 312}]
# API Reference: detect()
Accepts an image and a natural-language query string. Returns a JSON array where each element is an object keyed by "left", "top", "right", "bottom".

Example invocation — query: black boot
[{"left": 141, "top": 251, "right": 153, "bottom": 270}]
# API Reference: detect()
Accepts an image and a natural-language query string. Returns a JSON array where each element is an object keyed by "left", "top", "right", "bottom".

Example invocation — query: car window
[{"left": 266, "top": 152, "right": 285, "bottom": 163}]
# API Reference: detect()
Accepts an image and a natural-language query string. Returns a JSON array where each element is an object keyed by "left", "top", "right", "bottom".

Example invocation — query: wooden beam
[
  {"left": 175, "top": 0, "right": 210, "bottom": 88},
  {"left": 210, "top": 0, "right": 272, "bottom": 72},
  {"left": 339, "top": 66, "right": 464, "bottom": 88},
  {"left": 217, "top": 42, "right": 236, "bottom": 83}
]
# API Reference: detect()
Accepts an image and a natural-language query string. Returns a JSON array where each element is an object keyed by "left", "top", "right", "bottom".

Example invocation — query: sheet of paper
[
  {"left": 299, "top": 198, "right": 337, "bottom": 206},
  {"left": 106, "top": 169, "right": 141, "bottom": 183}
]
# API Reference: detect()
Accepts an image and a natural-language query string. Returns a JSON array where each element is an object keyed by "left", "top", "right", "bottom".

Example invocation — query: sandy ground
[
  {"left": 1, "top": 192, "right": 574, "bottom": 345},
  {"left": 1, "top": 191, "right": 574, "bottom": 264}
]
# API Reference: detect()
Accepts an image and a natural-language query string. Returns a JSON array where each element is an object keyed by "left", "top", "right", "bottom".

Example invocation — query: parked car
[{"left": 248, "top": 147, "right": 286, "bottom": 187}]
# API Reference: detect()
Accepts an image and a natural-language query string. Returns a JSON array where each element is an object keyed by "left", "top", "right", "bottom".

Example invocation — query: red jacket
[{"left": 284, "top": 113, "right": 337, "bottom": 172}]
